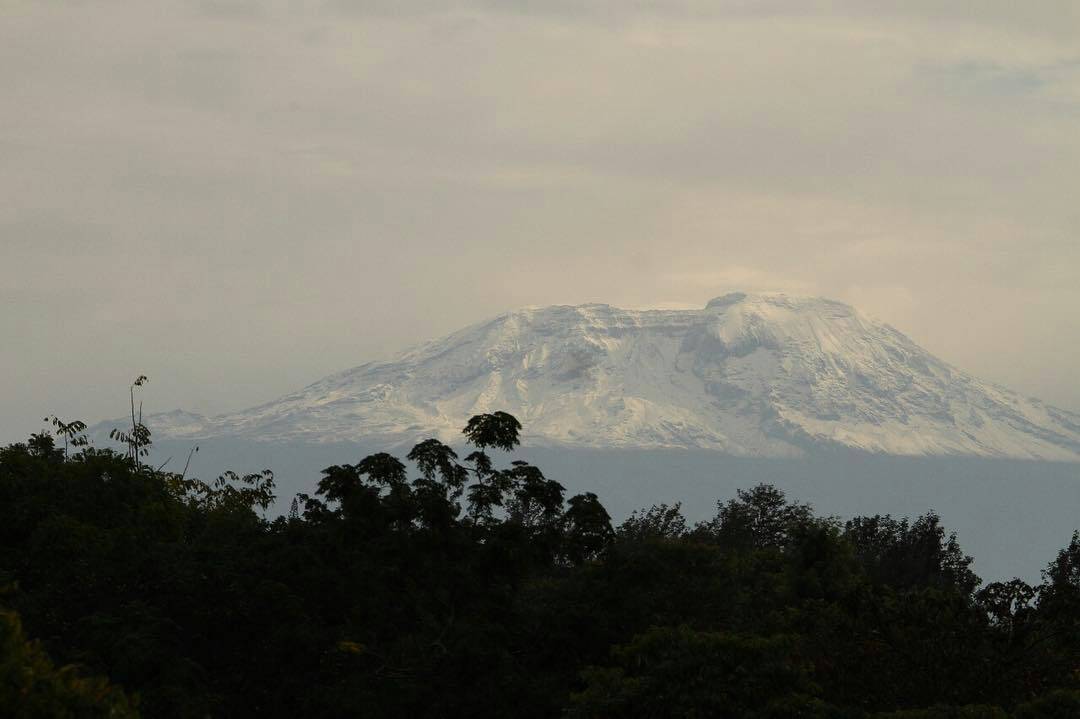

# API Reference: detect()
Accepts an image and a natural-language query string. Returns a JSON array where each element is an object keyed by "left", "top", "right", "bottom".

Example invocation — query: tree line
[{"left": 3, "top": 406, "right": 1080, "bottom": 717}]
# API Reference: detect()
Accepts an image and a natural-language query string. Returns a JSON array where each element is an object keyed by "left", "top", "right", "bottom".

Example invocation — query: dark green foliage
[
  {"left": 618, "top": 502, "right": 689, "bottom": 540},
  {"left": 562, "top": 492, "right": 615, "bottom": 564},
  {"left": 874, "top": 706, "right": 1008, "bottom": 718},
  {"left": 568, "top": 626, "right": 823, "bottom": 718},
  {"left": 1014, "top": 690, "right": 1080, "bottom": 717},
  {"left": 694, "top": 483, "right": 820, "bottom": 550},
  {"left": 462, "top": 411, "right": 522, "bottom": 451},
  {"left": 0, "top": 608, "right": 138, "bottom": 718},
  {"left": 4, "top": 410, "right": 1080, "bottom": 717},
  {"left": 844, "top": 512, "right": 980, "bottom": 593}
]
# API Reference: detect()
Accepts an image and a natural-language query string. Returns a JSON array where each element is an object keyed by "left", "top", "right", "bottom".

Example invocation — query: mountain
[{"left": 99, "top": 293, "right": 1080, "bottom": 460}]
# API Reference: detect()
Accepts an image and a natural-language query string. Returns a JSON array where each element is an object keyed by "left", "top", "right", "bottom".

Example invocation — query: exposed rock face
[{"left": 102, "top": 293, "right": 1080, "bottom": 460}]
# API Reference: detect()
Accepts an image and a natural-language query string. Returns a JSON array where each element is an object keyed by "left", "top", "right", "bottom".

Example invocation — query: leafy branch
[
  {"left": 42, "top": 416, "right": 88, "bottom": 459},
  {"left": 109, "top": 375, "right": 151, "bottom": 471}
]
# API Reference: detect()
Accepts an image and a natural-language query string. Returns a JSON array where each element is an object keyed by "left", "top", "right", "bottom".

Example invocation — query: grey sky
[{"left": 3, "top": 1, "right": 1079, "bottom": 442}]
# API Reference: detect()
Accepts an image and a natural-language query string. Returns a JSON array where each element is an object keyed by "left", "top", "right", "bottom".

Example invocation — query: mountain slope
[{"left": 106, "top": 293, "right": 1080, "bottom": 460}]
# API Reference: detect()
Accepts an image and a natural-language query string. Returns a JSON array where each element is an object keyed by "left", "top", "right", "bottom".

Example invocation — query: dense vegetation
[{"left": 4, "top": 406, "right": 1080, "bottom": 718}]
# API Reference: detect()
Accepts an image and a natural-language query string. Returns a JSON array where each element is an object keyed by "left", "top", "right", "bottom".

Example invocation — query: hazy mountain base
[{"left": 150, "top": 438, "right": 1080, "bottom": 584}]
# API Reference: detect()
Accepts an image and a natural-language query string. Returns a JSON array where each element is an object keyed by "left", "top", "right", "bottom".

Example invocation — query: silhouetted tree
[{"left": 845, "top": 512, "right": 980, "bottom": 593}]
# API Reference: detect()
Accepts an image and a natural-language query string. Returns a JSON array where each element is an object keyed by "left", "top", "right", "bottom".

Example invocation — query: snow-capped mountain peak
[{"left": 110, "top": 293, "right": 1080, "bottom": 460}]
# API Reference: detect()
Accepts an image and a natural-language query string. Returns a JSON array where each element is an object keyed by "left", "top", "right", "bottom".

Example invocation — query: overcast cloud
[{"left": 2, "top": 1, "right": 1079, "bottom": 441}]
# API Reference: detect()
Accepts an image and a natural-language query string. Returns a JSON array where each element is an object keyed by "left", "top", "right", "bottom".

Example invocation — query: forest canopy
[{"left": 3, "top": 410, "right": 1080, "bottom": 718}]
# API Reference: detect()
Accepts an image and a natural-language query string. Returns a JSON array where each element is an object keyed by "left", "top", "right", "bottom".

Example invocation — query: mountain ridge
[{"left": 94, "top": 293, "right": 1080, "bottom": 461}]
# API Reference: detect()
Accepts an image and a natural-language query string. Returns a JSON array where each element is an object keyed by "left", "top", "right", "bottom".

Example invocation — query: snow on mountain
[{"left": 107, "top": 293, "right": 1080, "bottom": 460}]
